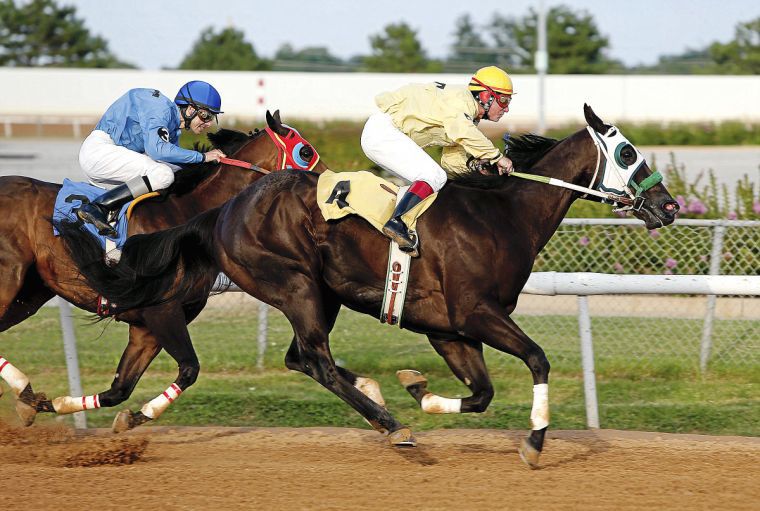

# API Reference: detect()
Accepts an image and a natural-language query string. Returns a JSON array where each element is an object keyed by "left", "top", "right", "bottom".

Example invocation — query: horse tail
[{"left": 58, "top": 207, "right": 222, "bottom": 312}]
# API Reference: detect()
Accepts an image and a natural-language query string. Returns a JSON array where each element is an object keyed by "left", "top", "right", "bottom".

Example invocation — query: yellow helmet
[{"left": 468, "top": 66, "right": 514, "bottom": 95}]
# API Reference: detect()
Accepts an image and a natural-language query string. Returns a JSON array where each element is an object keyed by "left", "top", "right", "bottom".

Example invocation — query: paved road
[{"left": 0, "top": 139, "right": 757, "bottom": 188}]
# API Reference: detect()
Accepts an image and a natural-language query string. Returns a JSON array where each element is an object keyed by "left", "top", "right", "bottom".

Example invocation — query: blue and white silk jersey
[{"left": 95, "top": 88, "right": 203, "bottom": 164}]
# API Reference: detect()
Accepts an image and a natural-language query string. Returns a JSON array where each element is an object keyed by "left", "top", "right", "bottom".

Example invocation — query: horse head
[{"left": 583, "top": 104, "right": 679, "bottom": 229}]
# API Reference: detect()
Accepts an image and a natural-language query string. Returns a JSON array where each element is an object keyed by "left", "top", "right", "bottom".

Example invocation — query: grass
[{"left": 0, "top": 307, "right": 757, "bottom": 436}]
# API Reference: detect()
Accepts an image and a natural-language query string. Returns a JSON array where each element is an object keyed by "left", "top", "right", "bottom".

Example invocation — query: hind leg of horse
[
  {"left": 284, "top": 299, "right": 388, "bottom": 413},
  {"left": 111, "top": 305, "right": 199, "bottom": 433},
  {"left": 49, "top": 324, "right": 161, "bottom": 428},
  {"left": 397, "top": 335, "right": 494, "bottom": 414},
  {"left": 0, "top": 266, "right": 57, "bottom": 426},
  {"left": 276, "top": 280, "right": 412, "bottom": 445},
  {"left": 461, "top": 302, "right": 551, "bottom": 468}
]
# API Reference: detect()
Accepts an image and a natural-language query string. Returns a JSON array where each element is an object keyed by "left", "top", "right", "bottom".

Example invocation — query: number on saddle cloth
[{"left": 326, "top": 181, "right": 351, "bottom": 209}]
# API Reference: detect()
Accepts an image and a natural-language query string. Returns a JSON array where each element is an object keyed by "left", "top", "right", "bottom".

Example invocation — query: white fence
[
  {"left": 56, "top": 269, "right": 759, "bottom": 429},
  {"left": 2, "top": 69, "right": 760, "bottom": 131}
]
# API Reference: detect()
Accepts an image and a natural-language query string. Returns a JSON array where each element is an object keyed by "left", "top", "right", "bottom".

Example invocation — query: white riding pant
[
  {"left": 79, "top": 130, "right": 177, "bottom": 192},
  {"left": 360, "top": 112, "right": 447, "bottom": 192}
]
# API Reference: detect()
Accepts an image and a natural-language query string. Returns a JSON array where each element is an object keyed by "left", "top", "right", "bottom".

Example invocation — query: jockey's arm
[
  {"left": 141, "top": 115, "right": 204, "bottom": 165},
  {"left": 443, "top": 114, "right": 502, "bottom": 165}
]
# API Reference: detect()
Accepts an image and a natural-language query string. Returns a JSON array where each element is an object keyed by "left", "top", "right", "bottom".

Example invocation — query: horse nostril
[{"left": 663, "top": 201, "right": 679, "bottom": 213}]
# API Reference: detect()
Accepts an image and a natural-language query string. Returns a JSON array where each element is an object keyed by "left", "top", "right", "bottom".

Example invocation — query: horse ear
[
  {"left": 265, "top": 109, "right": 289, "bottom": 136},
  {"left": 584, "top": 104, "right": 611, "bottom": 134}
]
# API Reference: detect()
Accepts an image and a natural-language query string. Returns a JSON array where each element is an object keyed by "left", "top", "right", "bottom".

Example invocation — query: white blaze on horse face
[
  {"left": 52, "top": 394, "right": 101, "bottom": 414},
  {"left": 140, "top": 383, "right": 182, "bottom": 419},
  {"left": 421, "top": 393, "right": 462, "bottom": 414},
  {"left": 0, "top": 357, "right": 30, "bottom": 397},
  {"left": 530, "top": 383, "right": 550, "bottom": 430}
]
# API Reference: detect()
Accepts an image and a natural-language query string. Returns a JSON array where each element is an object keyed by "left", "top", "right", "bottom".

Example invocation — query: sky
[{"left": 62, "top": 0, "right": 759, "bottom": 70}]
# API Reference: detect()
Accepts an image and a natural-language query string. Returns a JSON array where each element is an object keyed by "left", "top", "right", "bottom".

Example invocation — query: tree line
[{"left": 1, "top": 0, "right": 758, "bottom": 74}]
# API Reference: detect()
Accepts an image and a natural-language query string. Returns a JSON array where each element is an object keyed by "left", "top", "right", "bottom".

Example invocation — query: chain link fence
[{"left": 199, "top": 218, "right": 759, "bottom": 374}]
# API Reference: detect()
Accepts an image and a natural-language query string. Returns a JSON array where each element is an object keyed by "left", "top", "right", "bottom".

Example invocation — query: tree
[
  {"left": 178, "top": 27, "right": 270, "bottom": 70},
  {"left": 273, "top": 43, "right": 349, "bottom": 71},
  {"left": 364, "top": 22, "right": 442, "bottom": 73},
  {"left": 0, "top": 0, "right": 132, "bottom": 67},
  {"left": 708, "top": 16, "right": 760, "bottom": 74},
  {"left": 491, "top": 5, "right": 623, "bottom": 74},
  {"left": 447, "top": 14, "right": 495, "bottom": 71}
]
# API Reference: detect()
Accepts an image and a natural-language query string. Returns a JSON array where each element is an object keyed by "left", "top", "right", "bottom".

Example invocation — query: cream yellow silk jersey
[{"left": 375, "top": 83, "right": 502, "bottom": 174}]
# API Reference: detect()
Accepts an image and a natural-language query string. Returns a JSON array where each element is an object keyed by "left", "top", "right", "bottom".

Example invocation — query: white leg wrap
[
  {"left": 0, "top": 357, "right": 30, "bottom": 396},
  {"left": 355, "top": 377, "right": 386, "bottom": 407},
  {"left": 52, "top": 394, "right": 101, "bottom": 414},
  {"left": 140, "top": 383, "right": 182, "bottom": 419},
  {"left": 530, "top": 383, "right": 550, "bottom": 430},
  {"left": 421, "top": 393, "right": 462, "bottom": 414}
]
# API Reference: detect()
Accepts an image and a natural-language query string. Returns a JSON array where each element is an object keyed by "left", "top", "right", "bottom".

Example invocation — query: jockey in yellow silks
[{"left": 360, "top": 66, "right": 515, "bottom": 252}]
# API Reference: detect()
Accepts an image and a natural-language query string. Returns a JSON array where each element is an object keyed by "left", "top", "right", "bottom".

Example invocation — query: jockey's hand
[
  {"left": 204, "top": 149, "right": 227, "bottom": 163},
  {"left": 496, "top": 156, "right": 514, "bottom": 175}
]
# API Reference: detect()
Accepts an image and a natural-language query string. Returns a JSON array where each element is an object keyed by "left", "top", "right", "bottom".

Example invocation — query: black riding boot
[
  {"left": 382, "top": 189, "right": 424, "bottom": 253},
  {"left": 76, "top": 182, "right": 135, "bottom": 237}
]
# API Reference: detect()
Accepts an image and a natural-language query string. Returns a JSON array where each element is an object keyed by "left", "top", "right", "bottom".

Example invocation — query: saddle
[
  {"left": 52, "top": 178, "right": 158, "bottom": 252},
  {"left": 317, "top": 170, "right": 438, "bottom": 326},
  {"left": 317, "top": 170, "right": 436, "bottom": 233}
]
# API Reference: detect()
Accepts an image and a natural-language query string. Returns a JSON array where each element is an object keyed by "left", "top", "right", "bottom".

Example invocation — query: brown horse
[
  {"left": 0, "top": 111, "right": 326, "bottom": 430},
  {"left": 58, "top": 105, "right": 679, "bottom": 467}
]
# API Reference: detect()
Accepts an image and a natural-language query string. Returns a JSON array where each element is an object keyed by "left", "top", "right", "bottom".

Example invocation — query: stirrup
[{"left": 76, "top": 205, "right": 117, "bottom": 237}]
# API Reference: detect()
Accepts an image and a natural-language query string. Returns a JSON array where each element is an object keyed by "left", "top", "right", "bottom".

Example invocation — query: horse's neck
[{"left": 507, "top": 135, "right": 597, "bottom": 256}]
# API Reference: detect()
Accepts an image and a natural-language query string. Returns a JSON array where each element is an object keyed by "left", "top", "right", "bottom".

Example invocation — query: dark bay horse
[
  {"left": 0, "top": 110, "right": 326, "bottom": 430},
  {"left": 59, "top": 105, "right": 679, "bottom": 467}
]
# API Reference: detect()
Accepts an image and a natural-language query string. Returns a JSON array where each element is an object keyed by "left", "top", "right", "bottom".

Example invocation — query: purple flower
[
  {"left": 687, "top": 199, "right": 707, "bottom": 215},
  {"left": 579, "top": 236, "right": 590, "bottom": 246},
  {"left": 665, "top": 258, "right": 678, "bottom": 269},
  {"left": 613, "top": 262, "right": 624, "bottom": 273},
  {"left": 676, "top": 195, "right": 686, "bottom": 209},
  {"left": 727, "top": 211, "right": 737, "bottom": 220},
  {"left": 663, "top": 269, "right": 673, "bottom": 275},
  {"left": 648, "top": 230, "right": 660, "bottom": 239},
  {"left": 699, "top": 255, "right": 709, "bottom": 263},
  {"left": 753, "top": 201, "right": 760, "bottom": 215}
]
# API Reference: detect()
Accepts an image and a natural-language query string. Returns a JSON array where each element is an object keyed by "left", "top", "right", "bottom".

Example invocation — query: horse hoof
[
  {"left": 518, "top": 438, "right": 541, "bottom": 469},
  {"left": 112, "top": 410, "right": 134, "bottom": 433},
  {"left": 396, "top": 369, "right": 427, "bottom": 389},
  {"left": 15, "top": 400, "right": 37, "bottom": 427},
  {"left": 388, "top": 428, "right": 416, "bottom": 447}
]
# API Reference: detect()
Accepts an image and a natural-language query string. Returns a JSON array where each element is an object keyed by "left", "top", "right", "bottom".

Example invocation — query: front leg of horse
[
  {"left": 0, "top": 356, "right": 54, "bottom": 426},
  {"left": 461, "top": 306, "right": 551, "bottom": 469}
]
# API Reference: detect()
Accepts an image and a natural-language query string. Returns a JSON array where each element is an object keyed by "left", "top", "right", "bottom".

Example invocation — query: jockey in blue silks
[{"left": 75, "top": 80, "right": 226, "bottom": 237}]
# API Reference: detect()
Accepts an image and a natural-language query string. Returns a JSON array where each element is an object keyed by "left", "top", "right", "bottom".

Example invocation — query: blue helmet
[{"left": 175, "top": 80, "right": 223, "bottom": 114}]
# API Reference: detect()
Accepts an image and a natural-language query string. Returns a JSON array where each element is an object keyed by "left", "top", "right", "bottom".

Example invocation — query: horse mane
[
  {"left": 166, "top": 128, "right": 265, "bottom": 197},
  {"left": 449, "top": 133, "right": 560, "bottom": 190}
]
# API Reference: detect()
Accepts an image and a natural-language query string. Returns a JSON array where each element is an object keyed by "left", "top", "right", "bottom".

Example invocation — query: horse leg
[
  {"left": 283, "top": 299, "right": 388, "bottom": 412},
  {"left": 277, "top": 281, "right": 412, "bottom": 446},
  {"left": 0, "top": 264, "right": 56, "bottom": 425},
  {"left": 50, "top": 324, "right": 161, "bottom": 423},
  {"left": 111, "top": 305, "right": 199, "bottom": 433},
  {"left": 460, "top": 302, "right": 551, "bottom": 469},
  {"left": 397, "top": 334, "right": 494, "bottom": 414}
]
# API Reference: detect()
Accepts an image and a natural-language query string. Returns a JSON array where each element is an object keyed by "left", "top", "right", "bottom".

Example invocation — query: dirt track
[{"left": 1, "top": 422, "right": 758, "bottom": 510}]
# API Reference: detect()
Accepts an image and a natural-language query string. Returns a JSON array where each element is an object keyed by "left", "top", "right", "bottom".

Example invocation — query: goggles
[
  {"left": 196, "top": 108, "right": 218, "bottom": 124},
  {"left": 471, "top": 77, "right": 512, "bottom": 107}
]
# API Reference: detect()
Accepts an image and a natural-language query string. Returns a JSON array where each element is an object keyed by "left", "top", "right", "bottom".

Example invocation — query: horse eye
[
  {"left": 620, "top": 145, "right": 637, "bottom": 165},
  {"left": 299, "top": 145, "right": 314, "bottom": 161}
]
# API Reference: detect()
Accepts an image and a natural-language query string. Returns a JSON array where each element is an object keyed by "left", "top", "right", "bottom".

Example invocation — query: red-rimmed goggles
[{"left": 471, "top": 77, "right": 513, "bottom": 107}]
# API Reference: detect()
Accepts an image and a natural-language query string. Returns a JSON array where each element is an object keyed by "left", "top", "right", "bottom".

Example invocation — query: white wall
[{"left": 1, "top": 68, "right": 759, "bottom": 129}]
